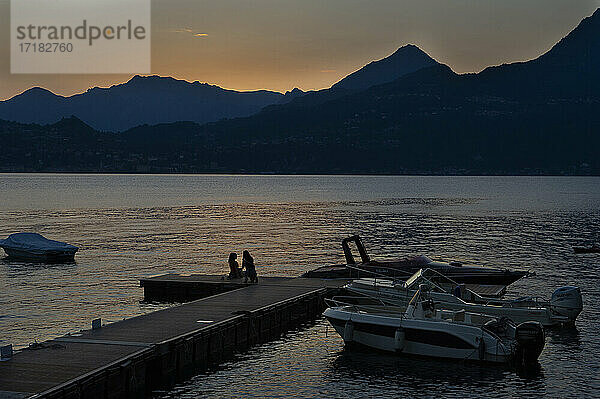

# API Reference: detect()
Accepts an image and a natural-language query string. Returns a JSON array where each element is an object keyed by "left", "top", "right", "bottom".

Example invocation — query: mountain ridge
[
  {"left": 0, "top": 75, "right": 286, "bottom": 131},
  {"left": 0, "top": 44, "right": 442, "bottom": 130},
  {"left": 1, "top": 8, "right": 600, "bottom": 175},
  {"left": 332, "top": 44, "right": 439, "bottom": 90}
]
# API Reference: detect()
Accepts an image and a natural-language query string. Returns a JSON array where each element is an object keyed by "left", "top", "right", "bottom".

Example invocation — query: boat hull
[
  {"left": 304, "top": 264, "right": 526, "bottom": 286},
  {"left": 0, "top": 233, "right": 78, "bottom": 263},
  {"left": 324, "top": 310, "right": 512, "bottom": 364},
  {"left": 2, "top": 247, "right": 76, "bottom": 263},
  {"left": 347, "top": 286, "right": 559, "bottom": 326},
  {"left": 304, "top": 235, "right": 528, "bottom": 285}
]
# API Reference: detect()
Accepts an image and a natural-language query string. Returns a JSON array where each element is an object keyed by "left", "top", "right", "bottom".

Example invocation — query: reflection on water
[
  {"left": 0, "top": 257, "right": 77, "bottom": 270},
  {"left": 545, "top": 327, "right": 582, "bottom": 347},
  {"left": 158, "top": 320, "right": 552, "bottom": 399},
  {"left": 0, "top": 175, "right": 599, "bottom": 396}
]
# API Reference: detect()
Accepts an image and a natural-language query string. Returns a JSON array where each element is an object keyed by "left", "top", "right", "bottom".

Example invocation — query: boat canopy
[
  {"left": 0, "top": 233, "right": 78, "bottom": 254},
  {"left": 389, "top": 255, "right": 433, "bottom": 267}
]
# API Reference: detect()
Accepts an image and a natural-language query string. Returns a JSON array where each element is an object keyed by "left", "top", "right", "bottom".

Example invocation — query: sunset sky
[{"left": 1, "top": 0, "right": 599, "bottom": 100}]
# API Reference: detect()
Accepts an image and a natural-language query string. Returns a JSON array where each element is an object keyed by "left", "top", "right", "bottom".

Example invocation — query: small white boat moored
[
  {"left": 346, "top": 268, "right": 583, "bottom": 327},
  {"left": 0, "top": 233, "right": 78, "bottom": 262},
  {"left": 324, "top": 287, "right": 546, "bottom": 366}
]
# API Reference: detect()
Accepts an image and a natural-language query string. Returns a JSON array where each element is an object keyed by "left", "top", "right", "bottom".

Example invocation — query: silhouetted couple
[{"left": 228, "top": 250, "right": 258, "bottom": 283}]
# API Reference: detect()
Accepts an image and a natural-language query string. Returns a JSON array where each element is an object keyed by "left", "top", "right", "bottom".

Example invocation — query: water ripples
[{"left": 0, "top": 175, "right": 599, "bottom": 397}]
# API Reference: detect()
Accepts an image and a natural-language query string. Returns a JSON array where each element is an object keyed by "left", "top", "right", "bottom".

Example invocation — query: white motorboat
[
  {"left": 324, "top": 288, "right": 545, "bottom": 365},
  {"left": 0, "top": 233, "right": 78, "bottom": 262},
  {"left": 345, "top": 269, "right": 582, "bottom": 327}
]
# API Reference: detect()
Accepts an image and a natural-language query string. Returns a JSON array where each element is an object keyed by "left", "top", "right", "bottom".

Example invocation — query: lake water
[{"left": 0, "top": 174, "right": 599, "bottom": 397}]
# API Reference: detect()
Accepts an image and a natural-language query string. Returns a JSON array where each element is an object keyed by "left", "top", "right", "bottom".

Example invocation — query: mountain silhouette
[
  {"left": 332, "top": 44, "right": 439, "bottom": 90},
  {"left": 185, "top": 8, "right": 600, "bottom": 173},
  {"left": 0, "top": 45, "right": 440, "bottom": 131},
  {"left": 460, "top": 8, "right": 600, "bottom": 100},
  {"left": 278, "top": 88, "right": 307, "bottom": 103},
  {"left": 1, "top": 9, "right": 600, "bottom": 175},
  {"left": 0, "top": 75, "right": 284, "bottom": 131},
  {"left": 260, "top": 45, "right": 439, "bottom": 112},
  {"left": 262, "top": 7, "right": 600, "bottom": 128}
]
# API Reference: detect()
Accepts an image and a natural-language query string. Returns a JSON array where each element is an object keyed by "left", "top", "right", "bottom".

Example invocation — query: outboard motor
[
  {"left": 515, "top": 321, "right": 545, "bottom": 365},
  {"left": 550, "top": 286, "right": 583, "bottom": 323}
]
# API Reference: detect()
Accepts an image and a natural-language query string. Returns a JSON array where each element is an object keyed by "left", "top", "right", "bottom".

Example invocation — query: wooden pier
[
  {"left": 139, "top": 273, "right": 507, "bottom": 301},
  {"left": 0, "top": 275, "right": 346, "bottom": 399},
  {"left": 139, "top": 273, "right": 316, "bottom": 301}
]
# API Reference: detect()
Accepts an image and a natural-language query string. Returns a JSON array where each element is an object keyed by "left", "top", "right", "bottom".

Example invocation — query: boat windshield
[
  {"left": 402, "top": 268, "right": 486, "bottom": 302},
  {"left": 403, "top": 270, "right": 424, "bottom": 289},
  {"left": 403, "top": 268, "right": 459, "bottom": 293}
]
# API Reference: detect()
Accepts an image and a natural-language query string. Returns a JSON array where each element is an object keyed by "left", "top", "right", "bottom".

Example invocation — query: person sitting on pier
[
  {"left": 242, "top": 250, "right": 258, "bottom": 283},
  {"left": 227, "top": 252, "right": 242, "bottom": 279}
]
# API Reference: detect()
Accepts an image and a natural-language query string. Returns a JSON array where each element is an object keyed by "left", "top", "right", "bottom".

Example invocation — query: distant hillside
[
  {"left": 0, "top": 76, "right": 284, "bottom": 131},
  {"left": 1, "top": 9, "right": 599, "bottom": 175},
  {"left": 468, "top": 7, "right": 600, "bottom": 99},
  {"left": 177, "top": 8, "right": 600, "bottom": 174},
  {"left": 0, "top": 44, "right": 440, "bottom": 131},
  {"left": 263, "top": 45, "right": 440, "bottom": 111}
]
